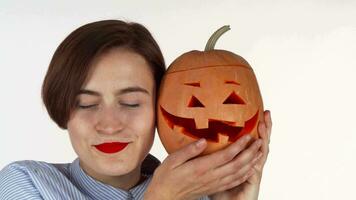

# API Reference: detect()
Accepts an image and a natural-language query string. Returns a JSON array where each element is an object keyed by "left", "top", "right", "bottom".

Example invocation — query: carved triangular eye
[
  {"left": 223, "top": 91, "right": 245, "bottom": 104},
  {"left": 188, "top": 96, "right": 205, "bottom": 107}
]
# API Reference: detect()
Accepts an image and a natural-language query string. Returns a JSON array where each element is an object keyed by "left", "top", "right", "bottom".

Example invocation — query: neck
[{"left": 79, "top": 161, "right": 142, "bottom": 190}]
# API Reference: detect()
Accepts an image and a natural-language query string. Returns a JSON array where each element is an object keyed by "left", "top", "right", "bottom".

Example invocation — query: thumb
[{"left": 164, "top": 138, "right": 207, "bottom": 169}]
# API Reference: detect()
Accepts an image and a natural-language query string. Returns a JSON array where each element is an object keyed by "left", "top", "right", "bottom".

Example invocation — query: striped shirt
[{"left": 0, "top": 154, "right": 210, "bottom": 200}]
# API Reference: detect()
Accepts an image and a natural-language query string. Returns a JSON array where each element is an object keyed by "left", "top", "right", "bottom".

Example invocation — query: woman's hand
[
  {"left": 210, "top": 110, "right": 273, "bottom": 200},
  {"left": 144, "top": 132, "right": 263, "bottom": 200}
]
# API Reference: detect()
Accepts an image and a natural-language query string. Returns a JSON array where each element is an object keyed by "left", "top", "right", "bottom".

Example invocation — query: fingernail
[
  {"left": 196, "top": 138, "right": 206, "bottom": 148},
  {"left": 244, "top": 134, "right": 252, "bottom": 141}
]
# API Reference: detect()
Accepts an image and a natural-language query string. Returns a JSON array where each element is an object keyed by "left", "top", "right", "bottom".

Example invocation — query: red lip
[{"left": 94, "top": 142, "right": 129, "bottom": 154}]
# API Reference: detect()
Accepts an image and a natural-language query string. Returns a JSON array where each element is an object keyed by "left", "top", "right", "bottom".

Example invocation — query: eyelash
[
  {"left": 120, "top": 103, "right": 140, "bottom": 108},
  {"left": 77, "top": 103, "right": 140, "bottom": 109},
  {"left": 77, "top": 104, "right": 98, "bottom": 109}
]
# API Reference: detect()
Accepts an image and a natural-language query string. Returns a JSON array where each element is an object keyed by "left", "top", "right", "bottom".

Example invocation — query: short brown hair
[{"left": 42, "top": 20, "right": 166, "bottom": 129}]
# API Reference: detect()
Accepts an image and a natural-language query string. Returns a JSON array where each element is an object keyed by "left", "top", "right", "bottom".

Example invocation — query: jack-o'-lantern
[{"left": 157, "top": 26, "right": 264, "bottom": 155}]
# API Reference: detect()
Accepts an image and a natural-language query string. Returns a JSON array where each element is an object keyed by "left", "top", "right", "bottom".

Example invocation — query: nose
[{"left": 95, "top": 107, "right": 124, "bottom": 135}]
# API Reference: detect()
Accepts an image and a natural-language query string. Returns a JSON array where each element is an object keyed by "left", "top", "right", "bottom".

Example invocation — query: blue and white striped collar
[{"left": 68, "top": 154, "right": 160, "bottom": 200}]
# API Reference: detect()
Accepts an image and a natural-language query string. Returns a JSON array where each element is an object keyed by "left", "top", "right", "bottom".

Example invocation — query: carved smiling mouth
[{"left": 160, "top": 106, "right": 259, "bottom": 143}]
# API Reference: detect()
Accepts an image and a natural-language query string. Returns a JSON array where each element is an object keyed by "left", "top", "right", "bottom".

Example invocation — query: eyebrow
[
  {"left": 78, "top": 86, "right": 150, "bottom": 96},
  {"left": 117, "top": 87, "right": 150, "bottom": 95}
]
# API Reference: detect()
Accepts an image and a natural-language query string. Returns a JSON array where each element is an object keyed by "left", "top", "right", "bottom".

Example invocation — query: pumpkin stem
[{"left": 204, "top": 25, "right": 230, "bottom": 51}]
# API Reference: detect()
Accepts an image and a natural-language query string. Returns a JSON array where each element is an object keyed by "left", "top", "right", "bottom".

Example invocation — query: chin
[
  {"left": 100, "top": 164, "right": 136, "bottom": 177},
  {"left": 94, "top": 155, "right": 139, "bottom": 176}
]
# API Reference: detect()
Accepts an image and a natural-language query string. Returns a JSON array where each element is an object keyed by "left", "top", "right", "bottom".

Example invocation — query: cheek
[
  {"left": 125, "top": 110, "right": 154, "bottom": 158},
  {"left": 67, "top": 112, "right": 95, "bottom": 146},
  {"left": 128, "top": 107, "right": 155, "bottom": 135},
  {"left": 125, "top": 107, "right": 155, "bottom": 155}
]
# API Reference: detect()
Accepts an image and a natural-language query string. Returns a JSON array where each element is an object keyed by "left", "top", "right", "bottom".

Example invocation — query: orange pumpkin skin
[{"left": 157, "top": 28, "right": 264, "bottom": 155}]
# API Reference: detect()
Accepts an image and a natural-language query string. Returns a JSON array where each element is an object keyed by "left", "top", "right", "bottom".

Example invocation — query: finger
[
  {"left": 163, "top": 138, "right": 207, "bottom": 168},
  {"left": 188, "top": 161, "right": 257, "bottom": 197},
  {"left": 264, "top": 110, "right": 272, "bottom": 127},
  {"left": 258, "top": 122, "right": 270, "bottom": 162},
  {"left": 214, "top": 168, "right": 255, "bottom": 193},
  {"left": 188, "top": 150, "right": 262, "bottom": 197},
  {"left": 209, "top": 139, "right": 262, "bottom": 179},
  {"left": 264, "top": 110, "right": 272, "bottom": 142},
  {"left": 217, "top": 150, "right": 262, "bottom": 186},
  {"left": 258, "top": 121, "right": 267, "bottom": 140},
  {"left": 195, "top": 150, "right": 262, "bottom": 196},
  {"left": 188, "top": 134, "right": 253, "bottom": 173}
]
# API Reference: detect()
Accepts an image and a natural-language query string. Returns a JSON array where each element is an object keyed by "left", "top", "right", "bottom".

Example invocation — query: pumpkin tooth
[
  {"left": 173, "top": 125, "right": 184, "bottom": 133},
  {"left": 221, "top": 121, "right": 241, "bottom": 127},
  {"left": 166, "top": 120, "right": 174, "bottom": 129},
  {"left": 217, "top": 133, "right": 229, "bottom": 143},
  {"left": 233, "top": 121, "right": 245, "bottom": 127}
]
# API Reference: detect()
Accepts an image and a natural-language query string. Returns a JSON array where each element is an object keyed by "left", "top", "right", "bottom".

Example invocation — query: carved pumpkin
[{"left": 157, "top": 26, "right": 264, "bottom": 155}]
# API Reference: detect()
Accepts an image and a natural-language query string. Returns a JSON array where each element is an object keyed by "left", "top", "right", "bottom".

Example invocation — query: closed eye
[
  {"left": 78, "top": 104, "right": 98, "bottom": 109},
  {"left": 120, "top": 103, "right": 140, "bottom": 108}
]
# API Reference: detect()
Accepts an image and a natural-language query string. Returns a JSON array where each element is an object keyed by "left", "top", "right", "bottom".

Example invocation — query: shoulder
[
  {"left": 1, "top": 160, "right": 70, "bottom": 177},
  {"left": 0, "top": 160, "right": 71, "bottom": 199},
  {"left": 0, "top": 160, "right": 44, "bottom": 199},
  {"left": 0, "top": 160, "right": 50, "bottom": 180}
]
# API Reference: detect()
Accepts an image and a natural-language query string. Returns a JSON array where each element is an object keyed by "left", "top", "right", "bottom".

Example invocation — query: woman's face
[{"left": 67, "top": 48, "right": 156, "bottom": 179}]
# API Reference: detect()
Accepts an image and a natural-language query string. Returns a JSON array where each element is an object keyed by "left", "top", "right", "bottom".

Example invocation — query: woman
[{"left": 0, "top": 20, "right": 272, "bottom": 200}]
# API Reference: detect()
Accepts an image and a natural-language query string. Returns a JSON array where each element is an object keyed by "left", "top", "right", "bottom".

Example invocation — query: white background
[{"left": 1, "top": 0, "right": 356, "bottom": 199}]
